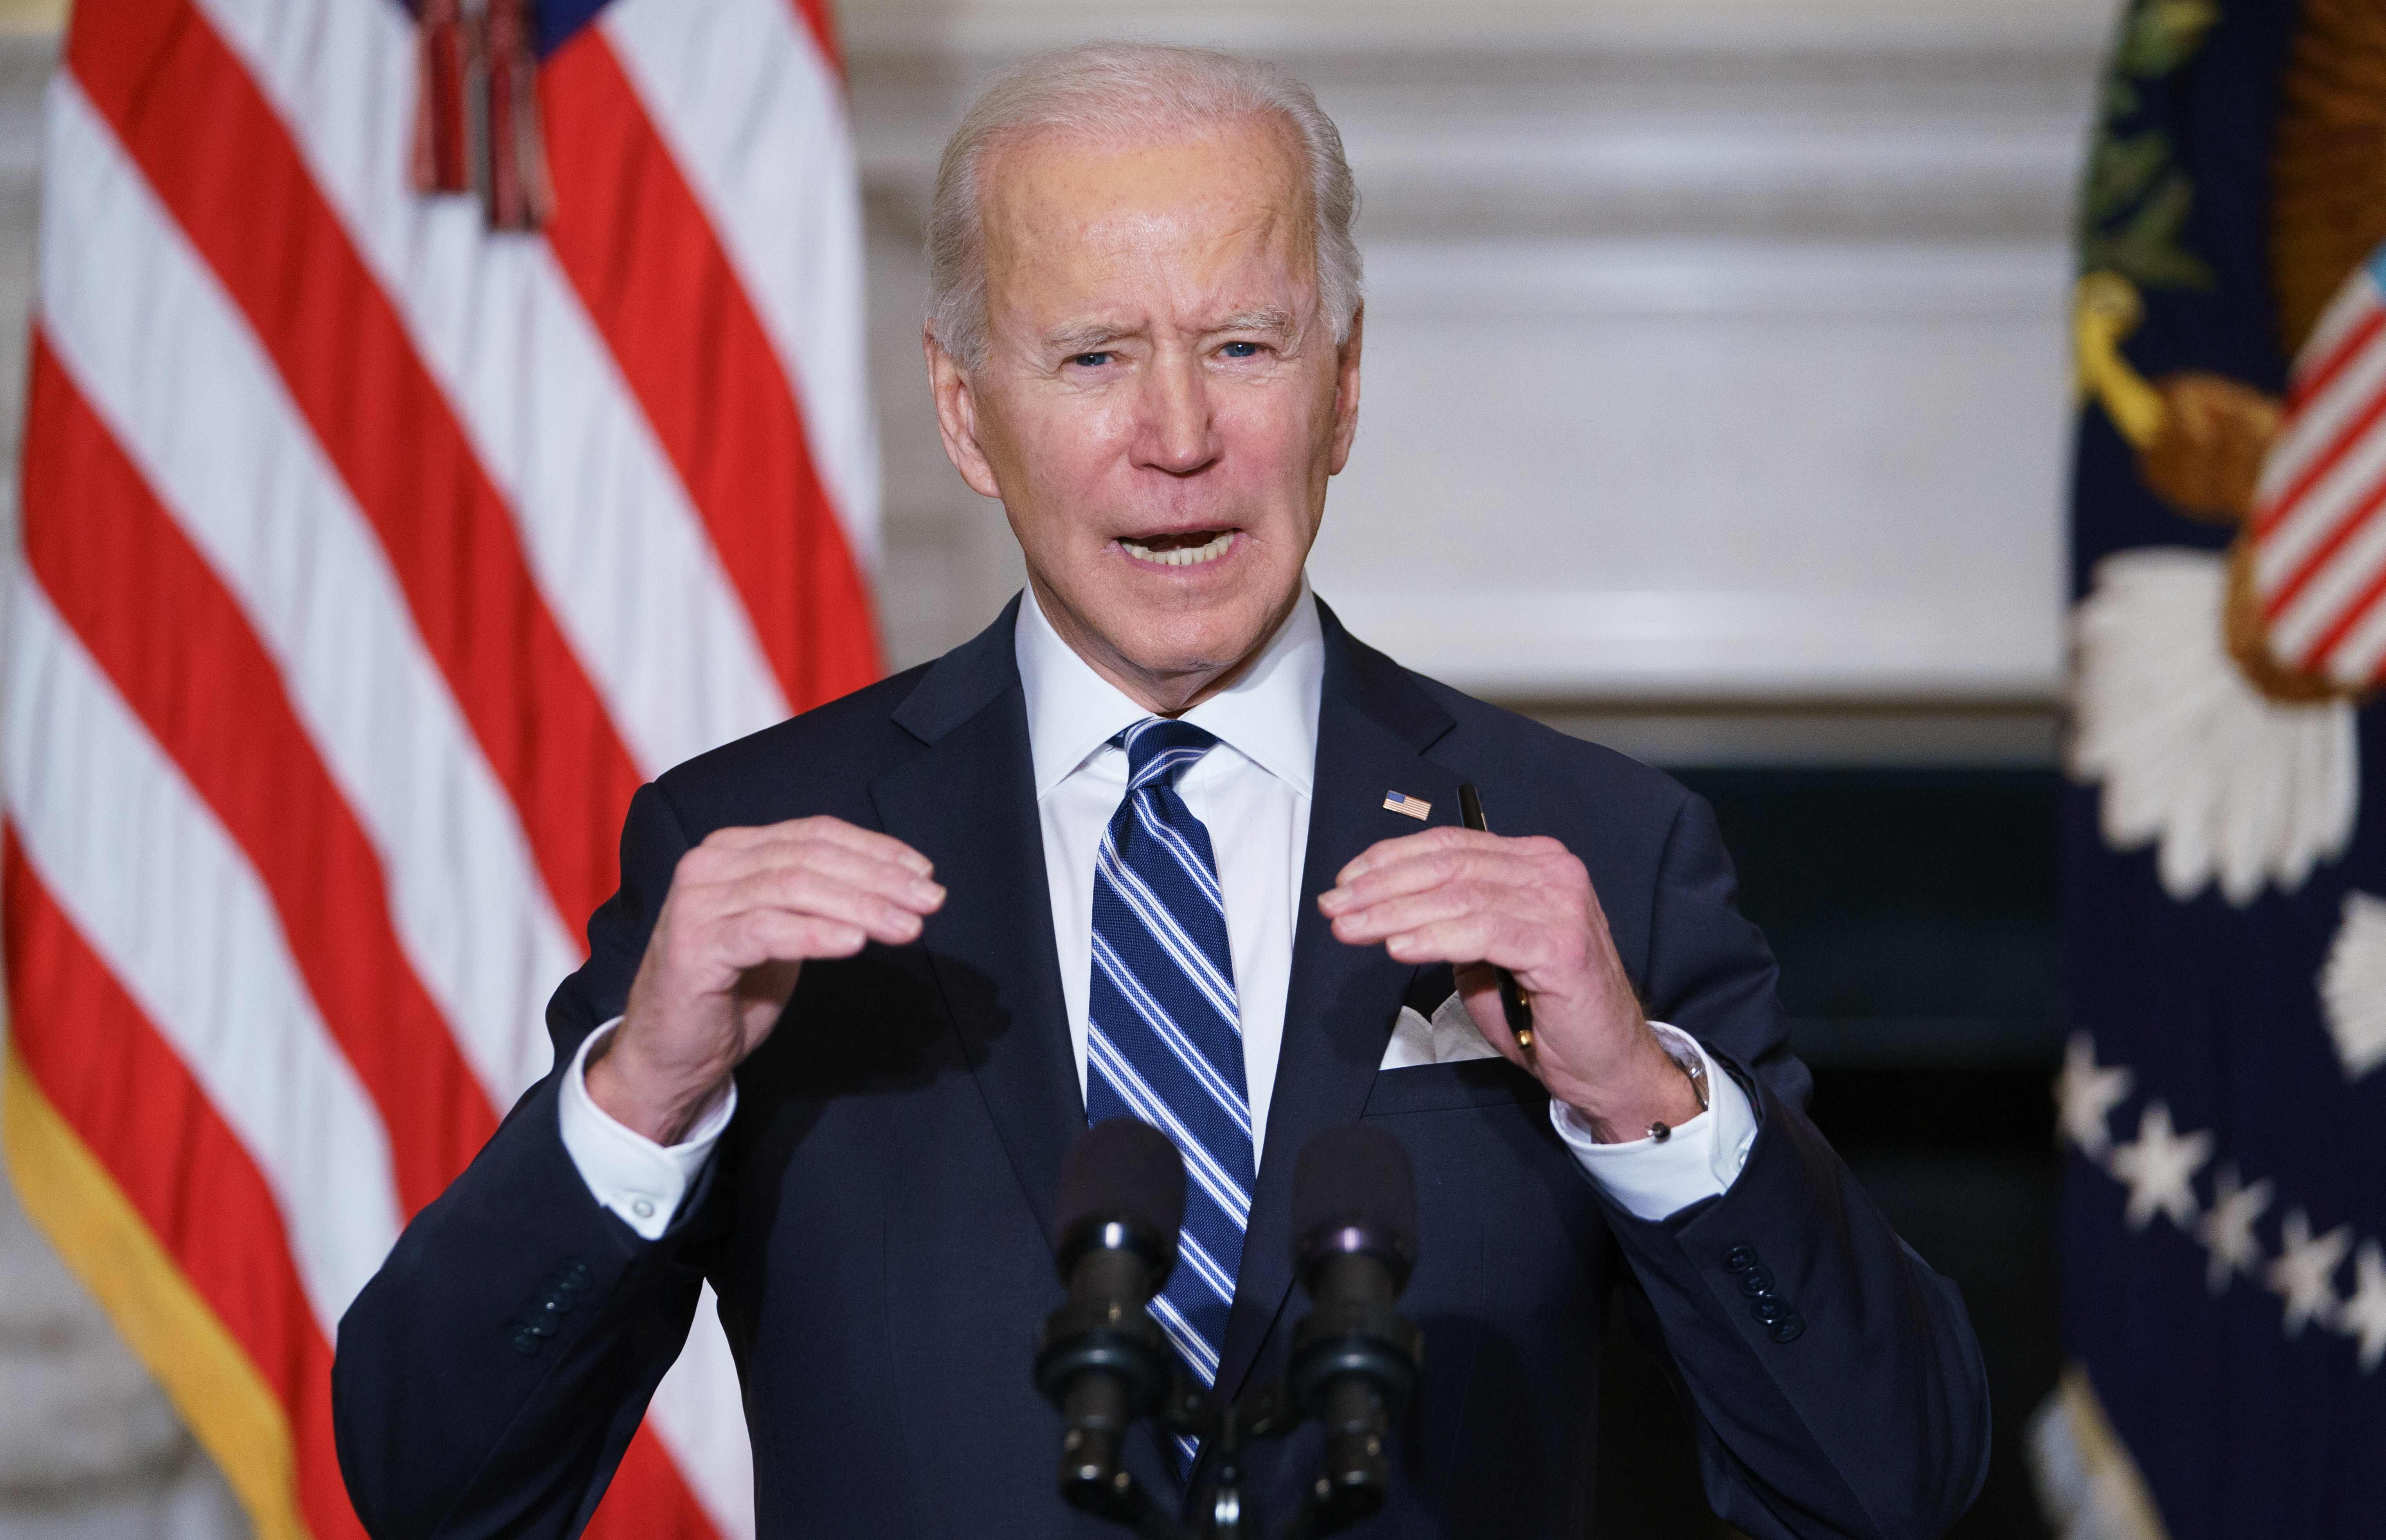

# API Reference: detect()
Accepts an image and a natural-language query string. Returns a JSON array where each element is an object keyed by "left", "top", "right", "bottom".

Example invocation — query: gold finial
[{"left": 2074, "top": 271, "right": 2167, "bottom": 449}]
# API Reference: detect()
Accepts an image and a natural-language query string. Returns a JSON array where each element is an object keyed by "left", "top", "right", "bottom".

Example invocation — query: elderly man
[{"left": 334, "top": 42, "right": 1988, "bottom": 1540}]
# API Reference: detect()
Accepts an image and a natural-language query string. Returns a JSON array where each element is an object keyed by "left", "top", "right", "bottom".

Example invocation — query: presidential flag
[
  {"left": 0, "top": 0, "right": 877, "bottom": 1536},
  {"left": 2047, "top": 0, "right": 2386, "bottom": 1533}
]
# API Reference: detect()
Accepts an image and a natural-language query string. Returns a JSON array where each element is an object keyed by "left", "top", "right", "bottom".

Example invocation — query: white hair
[{"left": 925, "top": 41, "right": 1363, "bottom": 372}]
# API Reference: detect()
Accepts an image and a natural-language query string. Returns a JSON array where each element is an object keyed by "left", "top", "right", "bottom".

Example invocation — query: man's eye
[
  {"left": 1068, "top": 352, "right": 1113, "bottom": 368},
  {"left": 1219, "top": 341, "right": 1262, "bottom": 359}
]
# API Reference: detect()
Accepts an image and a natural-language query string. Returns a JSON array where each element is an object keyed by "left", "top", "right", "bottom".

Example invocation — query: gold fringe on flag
[{"left": 1, "top": 1047, "right": 309, "bottom": 1540}]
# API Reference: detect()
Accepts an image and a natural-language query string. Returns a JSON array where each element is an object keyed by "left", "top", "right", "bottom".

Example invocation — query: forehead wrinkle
[{"left": 978, "top": 119, "right": 1320, "bottom": 354}]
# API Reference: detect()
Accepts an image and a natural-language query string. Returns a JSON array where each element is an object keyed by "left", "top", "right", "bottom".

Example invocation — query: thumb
[{"left": 1455, "top": 962, "right": 1524, "bottom": 1064}]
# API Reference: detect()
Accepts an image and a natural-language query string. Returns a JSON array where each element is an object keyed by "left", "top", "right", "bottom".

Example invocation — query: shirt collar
[{"left": 1015, "top": 579, "right": 1323, "bottom": 801}]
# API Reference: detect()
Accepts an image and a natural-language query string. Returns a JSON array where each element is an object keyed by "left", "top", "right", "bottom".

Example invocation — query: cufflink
[{"left": 1643, "top": 1047, "right": 1710, "bottom": 1141}]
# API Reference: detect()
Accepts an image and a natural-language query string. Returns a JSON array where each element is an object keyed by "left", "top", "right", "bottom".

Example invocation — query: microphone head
[
  {"left": 1291, "top": 1124, "right": 1418, "bottom": 1287},
  {"left": 1053, "top": 1118, "right": 1185, "bottom": 1277}
]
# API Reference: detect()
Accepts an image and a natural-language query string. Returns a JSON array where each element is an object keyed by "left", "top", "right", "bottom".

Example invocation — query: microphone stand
[
  {"left": 1057, "top": 1375, "right": 1383, "bottom": 1540},
  {"left": 1176, "top": 1380, "right": 1296, "bottom": 1540}
]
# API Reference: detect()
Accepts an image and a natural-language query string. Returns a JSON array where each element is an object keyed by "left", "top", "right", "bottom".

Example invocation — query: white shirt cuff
[
  {"left": 556, "top": 1018, "right": 737, "bottom": 1241},
  {"left": 1548, "top": 1022, "right": 1757, "bottom": 1222}
]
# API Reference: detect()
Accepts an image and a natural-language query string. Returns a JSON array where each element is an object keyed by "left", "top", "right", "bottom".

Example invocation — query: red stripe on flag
[
  {"left": 2261, "top": 469, "right": 2386, "bottom": 624},
  {"left": 20, "top": 335, "right": 499, "bottom": 1215},
  {"left": 584, "top": 1428, "right": 726, "bottom": 1540},
  {"left": 67, "top": 0, "right": 640, "bottom": 930},
  {"left": 787, "top": 0, "right": 843, "bottom": 79},
  {"left": 2289, "top": 307, "right": 2386, "bottom": 416},
  {"left": 2254, "top": 371, "right": 2386, "bottom": 541},
  {"left": 5, "top": 832, "right": 363, "bottom": 1540},
  {"left": 540, "top": 30, "right": 880, "bottom": 714},
  {"left": 2293, "top": 538, "right": 2386, "bottom": 676}
]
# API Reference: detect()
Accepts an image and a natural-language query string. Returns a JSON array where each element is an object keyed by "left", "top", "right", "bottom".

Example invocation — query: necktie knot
[{"left": 1120, "top": 717, "right": 1218, "bottom": 791}]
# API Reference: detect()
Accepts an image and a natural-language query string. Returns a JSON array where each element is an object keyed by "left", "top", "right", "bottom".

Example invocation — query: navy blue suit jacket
[{"left": 333, "top": 597, "right": 1990, "bottom": 1538}]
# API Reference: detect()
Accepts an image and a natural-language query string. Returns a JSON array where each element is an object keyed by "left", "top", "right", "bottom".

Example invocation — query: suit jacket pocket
[{"left": 1362, "top": 1057, "right": 1548, "bottom": 1116}]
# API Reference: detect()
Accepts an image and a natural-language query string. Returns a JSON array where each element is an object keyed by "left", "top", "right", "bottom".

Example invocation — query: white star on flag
[
  {"left": 2109, "top": 1101, "right": 2212, "bottom": 1231},
  {"left": 2265, "top": 1209, "right": 2352, "bottom": 1338},
  {"left": 2056, "top": 1032, "right": 2134, "bottom": 1159},
  {"left": 2338, "top": 1241, "right": 2386, "bottom": 1373},
  {"left": 2197, "top": 1164, "right": 2274, "bottom": 1294}
]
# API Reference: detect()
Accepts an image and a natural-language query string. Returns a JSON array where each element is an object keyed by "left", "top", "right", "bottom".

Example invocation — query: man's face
[{"left": 927, "top": 114, "right": 1362, "bottom": 709}]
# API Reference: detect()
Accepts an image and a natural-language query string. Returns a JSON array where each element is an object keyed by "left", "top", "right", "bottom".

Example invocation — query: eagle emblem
[{"left": 2068, "top": 0, "right": 2386, "bottom": 910}]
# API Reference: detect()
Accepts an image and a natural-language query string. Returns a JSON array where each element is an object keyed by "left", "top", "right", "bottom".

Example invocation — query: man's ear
[
  {"left": 1327, "top": 304, "right": 1364, "bottom": 477},
  {"left": 925, "top": 326, "right": 1005, "bottom": 500}
]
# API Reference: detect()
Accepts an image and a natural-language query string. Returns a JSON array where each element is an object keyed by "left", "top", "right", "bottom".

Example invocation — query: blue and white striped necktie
[{"left": 1083, "top": 717, "right": 1253, "bottom": 1470}]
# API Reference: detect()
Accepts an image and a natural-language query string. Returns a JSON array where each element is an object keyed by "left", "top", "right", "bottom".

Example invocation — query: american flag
[
  {"left": 2251, "top": 245, "right": 2386, "bottom": 684},
  {"left": 0, "top": 0, "right": 877, "bottom": 1536}
]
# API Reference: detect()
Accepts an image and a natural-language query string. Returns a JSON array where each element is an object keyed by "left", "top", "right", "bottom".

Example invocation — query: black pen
[{"left": 1455, "top": 782, "right": 1535, "bottom": 1055}]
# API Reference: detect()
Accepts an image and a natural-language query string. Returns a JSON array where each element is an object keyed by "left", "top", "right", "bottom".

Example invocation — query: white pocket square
[{"left": 1379, "top": 991, "right": 1502, "bottom": 1070}]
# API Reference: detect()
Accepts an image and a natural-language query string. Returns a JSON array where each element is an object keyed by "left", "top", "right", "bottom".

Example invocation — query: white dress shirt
[{"left": 560, "top": 583, "right": 1756, "bottom": 1240}]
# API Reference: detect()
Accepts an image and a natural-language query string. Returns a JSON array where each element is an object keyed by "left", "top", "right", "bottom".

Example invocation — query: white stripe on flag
[
  {"left": 38, "top": 76, "right": 576, "bottom": 1105},
  {"left": 2309, "top": 564, "right": 2386, "bottom": 683},
  {"left": 649, "top": 1285, "right": 758, "bottom": 1540},
  {"left": 2256, "top": 347, "right": 2386, "bottom": 594},
  {"left": 2269, "top": 494, "right": 2386, "bottom": 665},
  {"left": 3, "top": 573, "right": 405, "bottom": 1328},
  {"left": 2257, "top": 310, "right": 2386, "bottom": 513},
  {"left": 2293, "top": 265, "right": 2385, "bottom": 393},
  {"left": 601, "top": 0, "right": 880, "bottom": 563},
  {"left": 188, "top": 0, "right": 793, "bottom": 776}
]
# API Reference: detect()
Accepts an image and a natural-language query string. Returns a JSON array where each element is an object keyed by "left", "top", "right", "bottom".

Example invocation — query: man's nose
[{"left": 1132, "top": 350, "right": 1217, "bottom": 475}]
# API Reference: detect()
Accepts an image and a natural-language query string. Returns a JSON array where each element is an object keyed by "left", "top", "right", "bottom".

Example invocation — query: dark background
[{"left": 1591, "top": 768, "right": 2063, "bottom": 1540}]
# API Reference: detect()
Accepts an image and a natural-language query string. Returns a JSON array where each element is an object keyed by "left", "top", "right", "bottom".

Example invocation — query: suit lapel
[
  {"left": 1212, "top": 603, "right": 1457, "bottom": 1406},
  {"left": 869, "top": 600, "right": 1084, "bottom": 1245}
]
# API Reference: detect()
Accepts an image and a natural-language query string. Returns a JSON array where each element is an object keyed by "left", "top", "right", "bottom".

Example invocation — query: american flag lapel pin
[{"left": 1383, "top": 790, "right": 1432, "bottom": 820}]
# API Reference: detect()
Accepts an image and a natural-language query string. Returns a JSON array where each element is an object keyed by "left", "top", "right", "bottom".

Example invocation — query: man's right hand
[{"left": 587, "top": 817, "right": 945, "bottom": 1144}]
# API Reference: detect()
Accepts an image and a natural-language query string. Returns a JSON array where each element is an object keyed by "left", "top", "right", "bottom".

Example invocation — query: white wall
[{"left": 854, "top": 0, "right": 2110, "bottom": 714}]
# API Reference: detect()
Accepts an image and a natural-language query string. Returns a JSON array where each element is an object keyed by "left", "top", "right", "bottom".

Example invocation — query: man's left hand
[{"left": 1318, "top": 827, "right": 1704, "bottom": 1142}]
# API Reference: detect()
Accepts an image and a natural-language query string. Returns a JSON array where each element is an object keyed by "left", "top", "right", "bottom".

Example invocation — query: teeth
[{"left": 1121, "top": 531, "right": 1235, "bottom": 568}]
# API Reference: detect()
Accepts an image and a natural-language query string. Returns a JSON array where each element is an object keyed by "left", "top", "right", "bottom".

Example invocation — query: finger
[
  {"left": 717, "top": 866, "right": 933, "bottom": 946},
  {"left": 1327, "top": 830, "right": 1575, "bottom": 902},
  {"left": 1453, "top": 962, "right": 1529, "bottom": 1065},
  {"left": 704, "top": 816, "right": 935, "bottom": 878},
  {"left": 1327, "top": 881, "right": 1496, "bottom": 944},
  {"left": 1321, "top": 841, "right": 1540, "bottom": 914},
  {"left": 789, "top": 816, "right": 937, "bottom": 876},
  {"left": 1374, "top": 913, "right": 1527, "bottom": 970},
  {"left": 719, "top": 908, "right": 869, "bottom": 970},
  {"left": 693, "top": 838, "right": 945, "bottom": 914},
  {"left": 1334, "top": 826, "right": 1498, "bottom": 886}
]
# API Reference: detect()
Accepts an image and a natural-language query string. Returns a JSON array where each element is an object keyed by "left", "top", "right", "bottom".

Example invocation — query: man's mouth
[{"left": 1118, "top": 529, "right": 1237, "bottom": 569}]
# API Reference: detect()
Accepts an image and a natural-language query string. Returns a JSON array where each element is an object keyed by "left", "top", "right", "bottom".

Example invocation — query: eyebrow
[
  {"left": 1210, "top": 308, "right": 1297, "bottom": 338},
  {"left": 1040, "top": 308, "right": 1302, "bottom": 357},
  {"left": 1044, "top": 323, "right": 1129, "bottom": 356}
]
